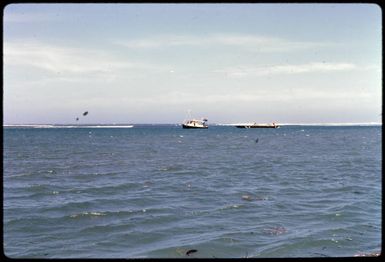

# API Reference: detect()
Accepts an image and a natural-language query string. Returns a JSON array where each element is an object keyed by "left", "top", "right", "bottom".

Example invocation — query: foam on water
[{"left": 4, "top": 124, "right": 135, "bottom": 128}]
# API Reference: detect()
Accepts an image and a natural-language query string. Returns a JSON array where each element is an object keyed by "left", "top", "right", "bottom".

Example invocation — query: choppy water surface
[{"left": 3, "top": 125, "right": 381, "bottom": 258}]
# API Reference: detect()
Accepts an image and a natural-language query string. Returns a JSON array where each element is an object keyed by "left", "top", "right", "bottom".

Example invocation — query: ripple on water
[{"left": 3, "top": 126, "right": 381, "bottom": 258}]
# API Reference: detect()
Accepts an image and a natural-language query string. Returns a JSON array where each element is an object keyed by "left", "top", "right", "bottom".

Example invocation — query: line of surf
[{"left": 4, "top": 124, "right": 134, "bottom": 128}]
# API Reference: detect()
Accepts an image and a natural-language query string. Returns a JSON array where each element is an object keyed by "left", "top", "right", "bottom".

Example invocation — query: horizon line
[{"left": 3, "top": 122, "right": 382, "bottom": 127}]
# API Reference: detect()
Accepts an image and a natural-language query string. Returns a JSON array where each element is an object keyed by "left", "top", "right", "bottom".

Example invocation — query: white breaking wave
[
  {"left": 278, "top": 122, "right": 382, "bottom": 126},
  {"left": 81, "top": 125, "right": 134, "bottom": 128},
  {"left": 216, "top": 122, "right": 382, "bottom": 126},
  {"left": 4, "top": 124, "right": 134, "bottom": 128},
  {"left": 3, "top": 124, "right": 56, "bottom": 128}
]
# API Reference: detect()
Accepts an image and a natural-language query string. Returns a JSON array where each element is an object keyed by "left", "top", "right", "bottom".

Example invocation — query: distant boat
[
  {"left": 182, "top": 118, "right": 208, "bottom": 129},
  {"left": 182, "top": 110, "right": 208, "bottom": 129},
  {"left": 235, "top": 122, "right": 279, "bottom": 129}
]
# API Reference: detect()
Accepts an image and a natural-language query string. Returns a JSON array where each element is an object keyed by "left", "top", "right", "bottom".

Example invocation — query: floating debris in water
[
  {"left": 255, "top": 138, "right": 259, "bottom": 143},
  {"left": 186, "top": 249, "right": 198, "bottom": 256},
  {"left": 242, "top": 195, "right": 253, "bottom": 201},
  {"left": 241, "top": 195, "right": 267, "bottom": 201}
]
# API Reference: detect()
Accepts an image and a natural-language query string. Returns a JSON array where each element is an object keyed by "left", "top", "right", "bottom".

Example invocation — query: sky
[{"left": 3, "top": 3, "right": 382, "bottom": 124}]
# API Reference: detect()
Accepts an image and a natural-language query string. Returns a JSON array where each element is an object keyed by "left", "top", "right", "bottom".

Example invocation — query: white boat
[{"left": 182, "top": 118, "right": 208, "bottom": 129}]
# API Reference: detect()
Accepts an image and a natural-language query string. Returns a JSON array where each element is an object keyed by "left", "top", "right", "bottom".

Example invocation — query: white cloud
[
  {"left": 112, "top": 84, "right": 376, "bottom": 109},
  {"left": 4, "top": 11, "right": 61, "bottom": 23},
  {"left": 3, "top": 40, "right": 172, "bottom": 80},
  {"left": 5, "top": 41, "right": 115, "bottom": 73},
  {"left": 114, "top": 33, "right": 329, "bottom": 53},
  {"left": 214, "top": 62, "right": 358, "bottom": 78}
]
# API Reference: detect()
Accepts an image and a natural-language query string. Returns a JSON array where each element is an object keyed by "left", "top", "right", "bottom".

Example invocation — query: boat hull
[{"left": 182, "top": 124, "right": 208, "bottom": 129}]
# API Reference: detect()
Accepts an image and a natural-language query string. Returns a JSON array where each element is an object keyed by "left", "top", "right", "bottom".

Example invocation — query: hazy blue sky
[{"left": 3, "top": 3, "right": 382, "bottom": 124}]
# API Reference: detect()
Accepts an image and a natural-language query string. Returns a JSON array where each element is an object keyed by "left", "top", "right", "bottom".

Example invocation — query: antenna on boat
[{"left": 187, "top": 109, "right": 192, "bottom": 117}]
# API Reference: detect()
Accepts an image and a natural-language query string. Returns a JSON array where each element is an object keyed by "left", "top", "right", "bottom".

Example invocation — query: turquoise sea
[{"left": 3, "top": 124, "right": 382, "bottom": 258}]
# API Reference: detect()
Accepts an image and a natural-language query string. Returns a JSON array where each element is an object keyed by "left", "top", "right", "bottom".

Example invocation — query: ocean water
[{"left": 3, "top": 125, "right": 382, "bottom": 258}]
